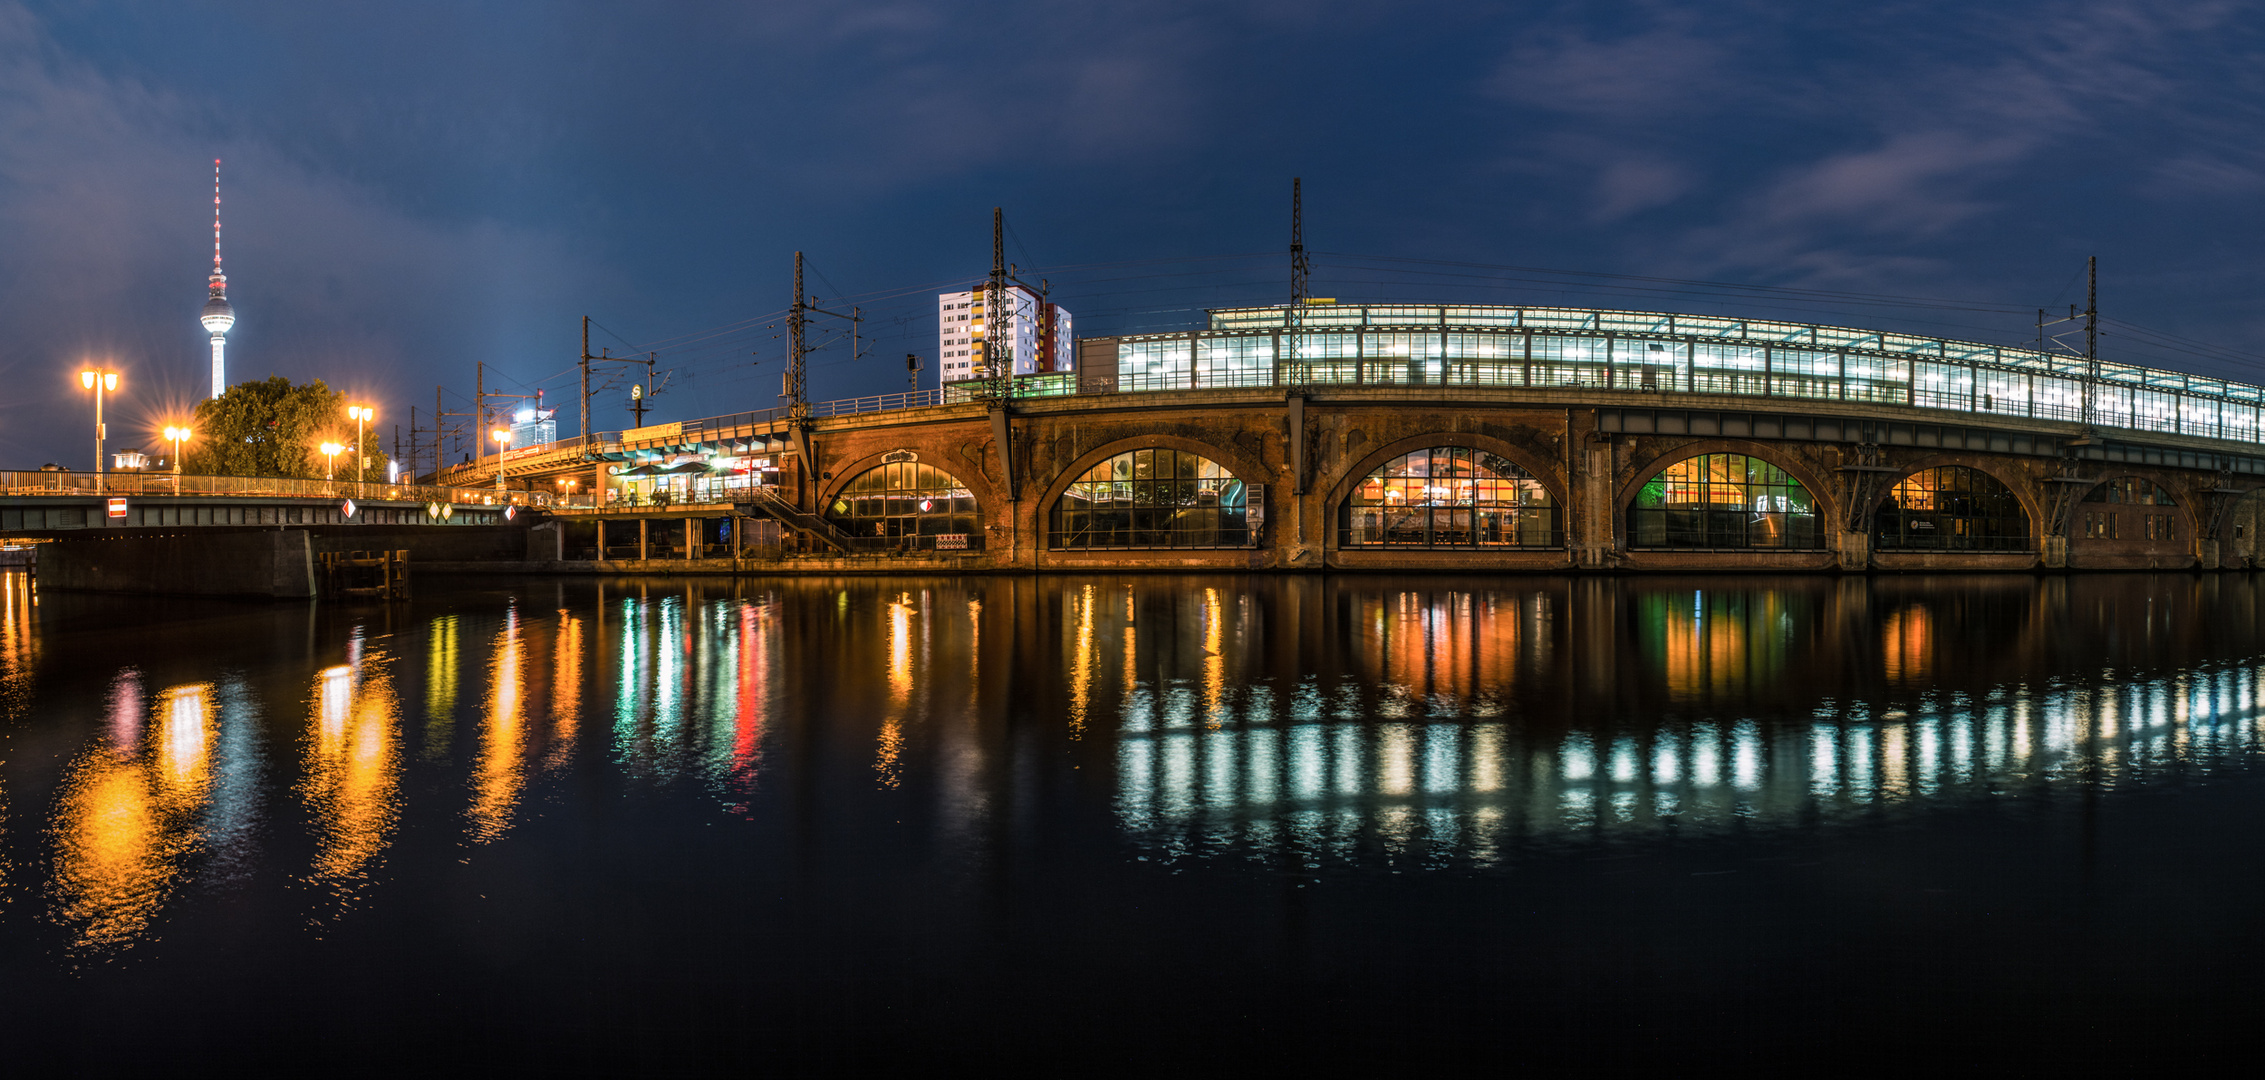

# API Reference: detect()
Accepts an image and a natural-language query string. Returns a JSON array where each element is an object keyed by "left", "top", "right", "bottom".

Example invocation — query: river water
[{"left": 2, "top": 568, "right": 2261, "bottom": 1070}]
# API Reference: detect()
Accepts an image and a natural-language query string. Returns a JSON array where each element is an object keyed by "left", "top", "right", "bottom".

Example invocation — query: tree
[{"left": 183, "top": 376, "right": 389, "bottom": 479}]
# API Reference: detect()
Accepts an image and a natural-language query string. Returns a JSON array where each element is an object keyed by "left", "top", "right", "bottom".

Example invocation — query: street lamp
[
  {"left": 346, "top": 405, "right": 374, "bottom": 484},
  {"left": 79, "top": 368, "right": 119, "bottom": 494},
  {"left": 320, "top": 441, "right": 343, "bottom": 481},
  {"left": 163, "top": 426, "right": 193, "bottom": 484},
  {"left": 556, "top": 476, "right": 578, "bottom": 507},
  {"left": 491, "top": 427, "right": 511, "bottom": 495}
]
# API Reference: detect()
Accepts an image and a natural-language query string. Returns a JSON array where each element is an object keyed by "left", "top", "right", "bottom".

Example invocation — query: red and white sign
[
  {"left": 341, "top": 499, "right": 357, "bottom": 518},
  {"left": 105, "top": 497, "right": 127, "bottom": 520}
]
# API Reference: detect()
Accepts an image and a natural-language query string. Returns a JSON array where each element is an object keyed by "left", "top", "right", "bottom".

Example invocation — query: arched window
[
  {"left": 1341, "top": 446, "right": 1559, "bottom": 547},
  {"left": 825, "top": 461, "right": 978, "bottom": 546},
  {"left": 2077, "top": 476, "right": 2176, "bottom": 542},
  {"left": 2082, "top": 478, "right": 2175, "bottom": 506},
  {"left": 1876, "top": 466, "right": 2028, "bottom": 551},
  {"left": 1051, "top": 448, "right": 1247, "bottom": 549},
  {"left": 1630, "top": 453, "right": 1821, "bottom": 549}
]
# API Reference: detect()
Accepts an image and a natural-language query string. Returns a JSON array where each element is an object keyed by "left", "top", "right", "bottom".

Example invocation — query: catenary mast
[{"left": 200, "top": 159, "right": 235, "bottom": 399}]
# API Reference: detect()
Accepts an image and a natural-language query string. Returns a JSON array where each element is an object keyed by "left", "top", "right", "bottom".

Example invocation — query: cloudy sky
[{"left": 1, "top": 0, "right": 2260, "bottom": 464}]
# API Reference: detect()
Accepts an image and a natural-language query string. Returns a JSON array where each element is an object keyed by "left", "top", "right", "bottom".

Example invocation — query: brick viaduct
[{"left": 520, "top": 385, "right": 2265, "bottom": 573}]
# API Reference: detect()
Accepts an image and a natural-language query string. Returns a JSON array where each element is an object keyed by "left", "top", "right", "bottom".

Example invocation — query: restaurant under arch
[
  {"left": 824, "top": 459, "right": 979, "bottom": 548},
  {"left": 1629, "top": 453, "right": 1823, "bottom": 549},
  {"left": 1340, "top": 446, "right": 1560, "bottom": 547},
  {"left": 1874, "top": 466, "right": 2030, "bottom": 551},
  {"left": 1050, "top": 447, "right": 1248, "bottom": 549}
]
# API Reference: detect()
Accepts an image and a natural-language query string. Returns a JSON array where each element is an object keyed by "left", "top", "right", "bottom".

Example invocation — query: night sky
[{"left": 1, "top": 1, "right": 2260, "bottom": 466}]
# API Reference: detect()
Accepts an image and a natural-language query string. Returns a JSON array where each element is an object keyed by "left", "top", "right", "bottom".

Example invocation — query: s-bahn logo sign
[{"left": 882, "top": 449, "right": 918, "bottom": 464}]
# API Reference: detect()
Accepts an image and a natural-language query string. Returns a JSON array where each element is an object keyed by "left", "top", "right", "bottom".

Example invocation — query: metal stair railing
[{"left": 740, "top": 486, "right": 853, "bottom": 553}]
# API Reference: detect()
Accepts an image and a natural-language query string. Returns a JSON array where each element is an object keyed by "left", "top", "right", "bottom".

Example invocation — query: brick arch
[
  {"left": 1865, "top": 454, "right": 2045, "bottom": 542},
  {"left": 817, "top": 449, "right": 994, "bottom": 512},
  {"left": 1613, "top": 439, "right": 1840, "bottom": 525},
  {"left": 1322, "top": 431, "right": 1568, "bottom": 512},
  {"left": 1032, "top": 434, "right": 1267, "bottom": 515},
  {"left": 2068, "top": 469, "right": 2203, "bottom": 539}
]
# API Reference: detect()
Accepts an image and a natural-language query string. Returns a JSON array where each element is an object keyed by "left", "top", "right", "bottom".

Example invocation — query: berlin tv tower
[{"left": 200, "top": 158, "right": 234, "bottom": 399}]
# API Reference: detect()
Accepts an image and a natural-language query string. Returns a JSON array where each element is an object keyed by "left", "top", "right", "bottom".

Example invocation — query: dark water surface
[{"left": 3, "top": 568, "right": 2263, "bottom": 1070}]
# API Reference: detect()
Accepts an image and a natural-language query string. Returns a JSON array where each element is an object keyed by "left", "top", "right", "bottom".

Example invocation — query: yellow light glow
[
  {"left": 470, "top": 609, "right": 527, "bottom": 842},
  {"left": 80, "top": 370, "right": 95, "bottom": 389},
  {"left": 304, "top": 652, "right": 403, "bottom": 894}
]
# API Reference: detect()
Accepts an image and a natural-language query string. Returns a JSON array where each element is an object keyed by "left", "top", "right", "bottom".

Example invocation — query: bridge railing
[{"left": 0, "top": 469, "right": 599, "bottom": 508}]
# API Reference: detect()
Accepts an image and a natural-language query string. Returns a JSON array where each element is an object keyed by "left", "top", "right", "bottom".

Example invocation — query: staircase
[{"left": 740, "top": 487, "right": 854, "bottom": 553}]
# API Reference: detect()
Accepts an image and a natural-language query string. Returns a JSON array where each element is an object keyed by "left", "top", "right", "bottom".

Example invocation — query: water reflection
[
  {"left": 470, "top": 607, "right": 528, "bottom": 842},
  {"left": 301, "top": 641, "right": 401, "bottom": 913},
  {"left": 50, "top": 677, "right": 221, "bottom": 950},
  {"left": 12, "top": 572, "right": 2265, "bottom": 955},
  {"left": 1104, "top": 576, "right": 2265, "bottom": 863}
]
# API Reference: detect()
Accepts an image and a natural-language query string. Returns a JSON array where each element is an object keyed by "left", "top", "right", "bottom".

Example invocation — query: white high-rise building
[
  {"left": 199, "top": 159, "right": 234, "bottom": 399},
  {"left": 936, "top": 284, "right": 1072, "bottom": 390}
]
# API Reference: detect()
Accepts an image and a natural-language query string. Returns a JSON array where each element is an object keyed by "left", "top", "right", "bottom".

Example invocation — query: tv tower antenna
[{"left": 199, "top": 158, "right": 236, "bottom": 399}]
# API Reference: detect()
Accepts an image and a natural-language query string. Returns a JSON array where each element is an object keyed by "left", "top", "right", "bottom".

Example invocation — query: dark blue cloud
[{"left": 1, "top": 0, "right": 2260, "bottom": 464}]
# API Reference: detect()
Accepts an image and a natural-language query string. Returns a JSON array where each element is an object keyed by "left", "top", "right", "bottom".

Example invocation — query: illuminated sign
[
  {"left": 105, "top": 497, "right": 127, "bottom": 520},
  {"left": 882, "top": 449, "right": 918, "bottom": 464}
]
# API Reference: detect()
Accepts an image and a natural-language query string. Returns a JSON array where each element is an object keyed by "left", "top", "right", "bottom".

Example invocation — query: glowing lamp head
[
  {"left": 320, "top": 441, "right": 342, "bottom": 456},
  {"left": 80, "top": 370, "right": 118, "bottom": 391},
  {"left": 491, "top": 428, "right": 511, "bottom": 446}
]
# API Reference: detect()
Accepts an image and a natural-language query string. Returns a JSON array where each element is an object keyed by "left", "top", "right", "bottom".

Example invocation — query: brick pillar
[
  {"left": 1837, "top": 530, "right": 1870, "bottom": 572},
  {"left": 2040, "top": 533, "right": 2067, "bottom": 569},
  {"left": 638, "top": 518, "right": 648, "bottom": 561},
  {"left": 685, "top": 517, "right": 697, "bottom": 560}
]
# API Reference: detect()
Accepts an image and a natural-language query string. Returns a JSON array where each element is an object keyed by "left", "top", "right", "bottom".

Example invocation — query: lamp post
[
  {"left": 347, "top": 405, "right": 374, "bottom": 485},
  {"left": 557, "top": 476, "right": 578, "bottom": 507},
  {"left": 320, "top": 441, "right": 343, "bottom": 482},
  {"left": 491, "top": 427, "right": 511, "bottom": 496},
  {"left": 79, "top": 368, "right": 119, "bottom": 494},
  {"left": 164, "top": 426, "right": 192, "bottom": 487}
]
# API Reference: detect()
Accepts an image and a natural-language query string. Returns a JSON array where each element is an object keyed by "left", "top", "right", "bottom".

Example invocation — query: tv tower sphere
[{"left": 201, "top": 278, "right": 234, "bottom": 334}]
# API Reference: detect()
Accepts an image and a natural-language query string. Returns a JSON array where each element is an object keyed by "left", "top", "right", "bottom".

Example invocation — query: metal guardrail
[{"left": 0, "top": 469, "right": 598, "bottom": 508}]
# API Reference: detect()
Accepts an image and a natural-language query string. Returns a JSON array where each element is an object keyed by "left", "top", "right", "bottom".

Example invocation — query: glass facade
[
  {"left": 1051, "top": 449, "right": 1247, "bottom": 549},
  {"left": 1876, "top": 467, "right": 2030, "bottom": 551},
  {"left": 825, "top": 461, "right": 978, "bottom": 545},
  {"left": 1342, "top": 447, "right": 1559, "bottom": 547},
  {"left": 1095, "top": 304, "right": 2265, "bottom": 452},
  {"left": 1630, "top": 454, "right": 1821, "bottom": 549}
]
